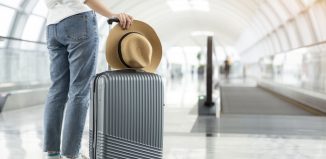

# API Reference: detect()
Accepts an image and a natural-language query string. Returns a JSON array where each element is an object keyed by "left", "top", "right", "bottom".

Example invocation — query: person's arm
[{"left": 84, "top": 0, "right": 133, "bottom": 29}]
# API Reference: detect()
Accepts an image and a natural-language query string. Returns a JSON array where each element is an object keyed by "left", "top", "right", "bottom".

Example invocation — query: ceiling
[{"left": 101, "top": 0, "right": 264, "bottom": 47}]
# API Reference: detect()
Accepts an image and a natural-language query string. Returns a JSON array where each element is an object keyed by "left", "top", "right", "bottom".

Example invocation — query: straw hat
[{"left": 106, "top": 20, "right": 162, "bottom": 73}]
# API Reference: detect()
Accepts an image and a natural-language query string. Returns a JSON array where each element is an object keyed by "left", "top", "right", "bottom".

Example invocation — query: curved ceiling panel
[{"left": 102, "top": 0, "right": 264, "bottom": 46}]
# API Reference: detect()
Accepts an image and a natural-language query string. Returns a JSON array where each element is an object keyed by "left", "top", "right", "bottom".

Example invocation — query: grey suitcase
[{"left": 90, "top": 69, "right": 164, "bottom": 159}]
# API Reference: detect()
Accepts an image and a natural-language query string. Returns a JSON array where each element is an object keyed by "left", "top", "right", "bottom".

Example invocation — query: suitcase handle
[
  {"left": 107, "top": 18, "right": 120, "bottom": 25},
  {"left": 107, "top": 18, "right": 120, "bottom": 71}
]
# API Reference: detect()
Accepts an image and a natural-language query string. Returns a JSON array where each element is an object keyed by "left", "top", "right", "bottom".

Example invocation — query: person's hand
[{"left": 112, "top": 13, "right": 133, "bottom": 30}]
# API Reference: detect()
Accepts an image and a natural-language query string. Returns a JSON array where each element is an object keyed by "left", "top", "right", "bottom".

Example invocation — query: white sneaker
[
  {"left": 61, "top": 154, "right": 88, "bottom": 159},
  {"left": 61, "top": 156, "right": 78, "bottom": 159},
  {"left": 45, "top": 155, "right": 60, "bottom": 159}
]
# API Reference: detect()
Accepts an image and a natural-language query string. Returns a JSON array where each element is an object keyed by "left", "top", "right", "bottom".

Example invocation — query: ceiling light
[
  {"left": 191, "top": 31, "right": 214, "bottom": 37},
  {"left": 167, "top": 0, "right": 210, "bottom": 12},
  {"left": 190, "top": 0, "right": 209, "bottom": 12},
  {"left": 167, "top": 0, "right": 191, "bottom": 12}
]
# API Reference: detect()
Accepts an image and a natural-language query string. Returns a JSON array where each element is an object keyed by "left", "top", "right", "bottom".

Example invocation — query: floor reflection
[
  {"left": 0, "top": 75, "right": 325, "bottom": 159},
  {"left": 0, "top": 107, "right": 43, "bottom": 159}
]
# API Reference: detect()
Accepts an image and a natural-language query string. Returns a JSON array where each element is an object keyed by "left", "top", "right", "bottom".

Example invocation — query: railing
[
  {"left": 205, "top": 36, "right": 214, "bottom": 106},
  {"left": 0, "top": 36, "right": 46, "bottom": 45},
  {"left": 0, "top": 35, "right": 108, "bottom": 112},
  {"left": 0, "top": 36, "right": 108, "bottom": 86},
  {"left": 198, "top": 36, "right": 219, "bottom": 116},
  {"left": 264, "top": 40, "right": 326, "bottom": 57}
]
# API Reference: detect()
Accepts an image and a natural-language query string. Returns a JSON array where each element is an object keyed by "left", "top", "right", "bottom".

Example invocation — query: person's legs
[
  {"left": 43, "top": 25, "right": 70, "bottom": 155},
  {"left": 57, "top": 11, "right": 98, "bottom": 158}
]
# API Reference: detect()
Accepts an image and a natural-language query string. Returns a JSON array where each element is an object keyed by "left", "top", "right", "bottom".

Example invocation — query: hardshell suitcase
[{"left": 90, "top": 69, "right": 164, "bottom": 159}]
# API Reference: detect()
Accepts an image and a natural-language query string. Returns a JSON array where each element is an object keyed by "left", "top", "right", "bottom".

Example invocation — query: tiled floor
[{"left": 0, "top": 76, "right": 326, "bottom": 159}]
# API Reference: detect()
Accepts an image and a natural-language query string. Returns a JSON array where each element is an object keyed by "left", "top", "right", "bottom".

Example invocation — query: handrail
[
  {"left": 274, "top": 40, "right": 326, "bottom": 54},
  {"left": 246, "top": 40, "right": 326, "bottom": 56},
  {"left": 0, "top": 36, "right": 46, "bottom": 45},
  {"left": 205, "top": 36, "right": 214, "bottom": 106},
  {"left": 260, "top": 40, "right": 326, "bottom": 60}
]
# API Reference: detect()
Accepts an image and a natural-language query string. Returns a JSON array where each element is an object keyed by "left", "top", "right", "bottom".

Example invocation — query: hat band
[{"left": 118, "top": 32, "right": 142, "bottom": 68}]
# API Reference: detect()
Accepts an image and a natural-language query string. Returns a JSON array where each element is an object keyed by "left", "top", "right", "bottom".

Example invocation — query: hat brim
[{"left": 106, "top": 20, "right": 162, "bottom": 73}]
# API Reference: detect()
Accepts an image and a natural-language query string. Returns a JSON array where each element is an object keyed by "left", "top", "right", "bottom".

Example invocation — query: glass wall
[
  {"left": 0, "top": 0, "right": 110, "bottom": 89},
  {"left": 259, "top": 42, "right": 326, "bottom": 94},
  {"left": 237, "top": 0, "right": 326, "bottom": 64},
  {"left": 0, "top": 40, "right": 50, "bottom": 85},
  {"left": 236, "top": 0, "right": 326, "bottom": 96}
]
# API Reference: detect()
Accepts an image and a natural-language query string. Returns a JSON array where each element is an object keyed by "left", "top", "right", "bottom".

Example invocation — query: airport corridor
[{"left": 1, "top": 0, "right": 326, "bottom": 159}]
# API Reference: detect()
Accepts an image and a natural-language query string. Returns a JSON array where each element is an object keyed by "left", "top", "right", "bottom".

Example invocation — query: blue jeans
[{"left": 43, "top": 11, "right": 98, "bottom": 157}]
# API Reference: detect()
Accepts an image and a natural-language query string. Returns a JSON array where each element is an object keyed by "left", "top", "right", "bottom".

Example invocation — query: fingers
[
  {"left": 117, "top": 13, "right": 133, "bottom": 30},
  {"left": 117, "top": 13, "right": 125, "bottom": 29},
  {"left": 122, "top": 13, "right": 127, "bottom": 29},
  {"left": 127, "top": 14, "right": 133, "bottom": 28}
]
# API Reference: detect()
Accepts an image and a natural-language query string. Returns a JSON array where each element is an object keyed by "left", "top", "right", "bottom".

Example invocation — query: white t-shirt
[{"left": 44, "top": 0, "right": 91, "bottom": 25}]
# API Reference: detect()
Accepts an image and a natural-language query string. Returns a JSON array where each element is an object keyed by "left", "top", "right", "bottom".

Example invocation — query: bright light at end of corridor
[{"left": 167, "top": 0, "right": 210, "bottom": 12}]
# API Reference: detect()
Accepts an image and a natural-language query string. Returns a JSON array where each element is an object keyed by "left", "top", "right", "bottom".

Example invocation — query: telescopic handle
[
  {"left": 107, "top": 18, "right": 120, "bottom": 25},
  {"left": 107, "top": 18, "right": 120, "bottom": 71}
]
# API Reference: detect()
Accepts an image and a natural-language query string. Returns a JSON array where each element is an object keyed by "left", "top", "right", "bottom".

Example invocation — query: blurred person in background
[{"left": 224, "top": 56, "right": 232, "bottom": 80}]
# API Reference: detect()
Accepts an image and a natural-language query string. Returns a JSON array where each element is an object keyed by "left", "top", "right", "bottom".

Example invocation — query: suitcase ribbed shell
[{"left": 90, "top": 70, "right": 164, "bottom": 159}]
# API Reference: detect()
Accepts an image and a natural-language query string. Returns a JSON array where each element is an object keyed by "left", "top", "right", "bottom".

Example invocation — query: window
[
  {"left": 268, "top": 0, "right": 290, "bottom": 23},
  {"left": 270, "top": 33, "right": 281, "bottom": 52},
  {"left": 256, "top": 10, "right": 273, "bottom": 33},
  {"left": 277, "top": 28, "right": 290, "bottom": 51},
  {"left": 252, "top": 17, "right": 265, "bottom": 40},
  {"left": 0, "top": 0, "right": 23, "bottom": 8},
  {"left": 0, "top": 5, "right": 15, "bottom": 48},
  {"left": 32, "top": 0, "right": 48, "bottom": 17},
  {"left": 262, "top": 38, "right": 273, "bottom": 54},
  {"left": 40, "top": 30, "right": 46, "bottom": 42},
  {"left": 282, "top": 0, "right": 302, "bottom": 15},
  {"left": 261, "top": 3, "right": 280, "bottom": 28},
  {"left": 286, "top": 22, "right": 301, "bottom": 49},
  {"left": 22, "top": 15, "right": 45, "bottom": 41},
  {"left": 296, "top": 15, "right": 315, "bottom": 45},
  {"left": 0, "top": 6, "right": 15, "bottom": 36},
  {"left": 308, "top": 5, "right": 326, "bottom": 41},
  {"left": 21, "top": 15, "right": 45, "bottom": 49}
]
